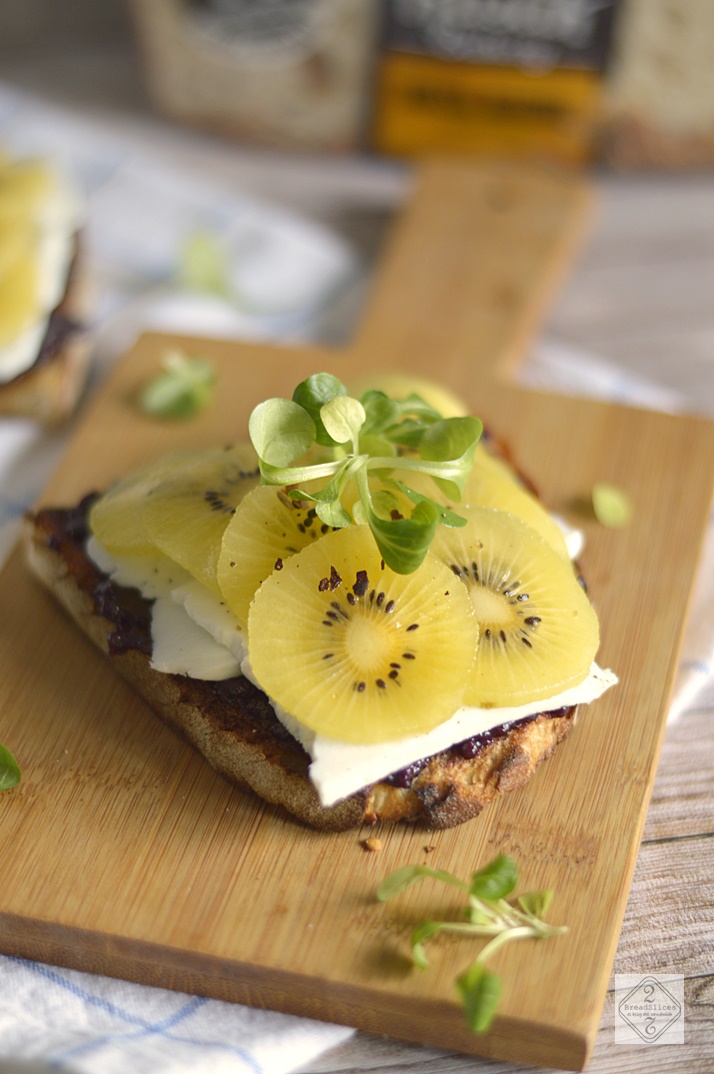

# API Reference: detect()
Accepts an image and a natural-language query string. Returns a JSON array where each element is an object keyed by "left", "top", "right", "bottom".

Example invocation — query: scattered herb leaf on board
[
  {"left": 139, "top": 349, "right": 215, "bottom": 420},
  {"left": 377, "top": 854, "right": 567, "bottom": 1033},
  {"left": 0, "top": 745, "right": 21, "bottom": 791},
  {"left": 592, "top": 482, "right": 633, "bottom": 528}
]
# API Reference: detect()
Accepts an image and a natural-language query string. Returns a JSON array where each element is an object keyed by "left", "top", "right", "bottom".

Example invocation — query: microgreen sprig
[
  {"left": 592, "top": 482, "right": 633, "bottom": 528},
  {"left": 376, "top": 854, "right": 567, "bottom": 1034},
  {"left": 139, "top": 349, "right": 215, "bottom": 420},
  {"left": 248, "top": 372, "right": 482, "bottom": 574},
  {"left": 0, "top": 744, "right": 21, "bottom": 791}
]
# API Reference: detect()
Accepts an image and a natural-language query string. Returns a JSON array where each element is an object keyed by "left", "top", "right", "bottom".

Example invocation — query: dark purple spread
[{"left": 34, "top": 312, "right": 81, "bottom": 369}]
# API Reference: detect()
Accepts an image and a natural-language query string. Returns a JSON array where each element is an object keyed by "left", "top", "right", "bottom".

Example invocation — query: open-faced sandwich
[
  {"left": 24, "top": 372, "right": 616, "bottom": 829},
  {"left": 0, "top": 151, "right": 90, "bottom": 424}
]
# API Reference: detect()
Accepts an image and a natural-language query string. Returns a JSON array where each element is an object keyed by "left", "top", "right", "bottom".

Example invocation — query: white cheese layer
[
  {"left": 0, "top": 161, "right": 83, "bottom": 384},
  {"left": 86, "top": 538, "right": 245, "bottom": 677},
  {"left": 250, "top": 661, "right": 618, "bottom": 806},
  {"left": 151, "top": 594, "right": 241, "bottom": 680},
  {"left": 86, "top": 535, "right": 191, "bottom": 597},
  {"left": 171, "top": 579, "right": 248, "bottom": 665}
]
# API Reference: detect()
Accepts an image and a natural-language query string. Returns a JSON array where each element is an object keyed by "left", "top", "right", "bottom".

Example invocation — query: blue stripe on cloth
[
  {"left": 0, "top": 494, "right": 30, "bottom": 526},
  {"left": 9, "top": 958, "right": 263, "bottom": 1074},
  {"left": 681, "top": 659, "right": 711, "bottom": 676},
  {"left": 7, "top": 957, "right": 148, "bottom": 1026}
]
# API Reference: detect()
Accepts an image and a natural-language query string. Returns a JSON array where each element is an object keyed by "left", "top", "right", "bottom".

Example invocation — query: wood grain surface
[{"left": 1, "top": 161, "right": 713, "bottom": 1071}]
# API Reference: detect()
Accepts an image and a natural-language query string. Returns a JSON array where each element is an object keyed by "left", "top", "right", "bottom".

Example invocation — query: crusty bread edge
[
  {"left": 0, "top": 241, "right": 92, "bottom": 425},
  {"left": 23, "top": 511, "right": 576, "bottom": 832}
]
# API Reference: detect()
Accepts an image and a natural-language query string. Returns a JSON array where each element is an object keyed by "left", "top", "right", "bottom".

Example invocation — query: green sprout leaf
[
  {"left": 411, "top": 921, "right": 452, "bottom": 969},
  {"left": 320, "top": 396, "right": 366, "bottom": 448},
  {"left": 517, "top": 889, "right": 554, "bottom": 919},
  {"left": 369, "top": 486, "right": 404, "bottom": 520},
  {"left": 391, "top": 479, "right": 467, "bottom": 529},
  {"left": 357, "top": 433, "right": 397, "bottom": 461},
  {"left": 139, "top": 350, "right": 215, "bottom": 420},
  {"left": 249, "top": 398, "right": 316, "bottom": 467},
  {"left": 359, "top": 390, "right": 402, "bottom": 437},
  {"left": 292, "top": 373, "right": 348, "bottom": 446},
  {"left": 315, "top": 498, "right": 352, "bottom": 529},
  {"left": 367, "top": 499, "right": 440, "bottom": 575},
  {"left": 470, "top": 855, "right": 518, "bottom": 901},
  {"left": 376, "top": 864, "right": 471, "bottom": 902},
  {"left": 419, "top": 416, "right": 483, "bottom": 499},
  {"left": 0, "top": 745, "right": 21, "bottom": 791},
  {"left": 592, "top": 482, "right": 633, "bottom": 528},
  {"left": 358, "top": 389, "right": 442, "bottom": 440},
  {"left": 456, "top": 962, "right": 502, "bottom": 1034},
  {"left": 388, "top": 421, "right": 427, "bottom": 450}
]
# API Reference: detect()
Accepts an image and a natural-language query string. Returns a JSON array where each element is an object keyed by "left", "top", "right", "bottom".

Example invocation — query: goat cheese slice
[{"left": 240, "top": 657, "right": 618, "bottom": 806}]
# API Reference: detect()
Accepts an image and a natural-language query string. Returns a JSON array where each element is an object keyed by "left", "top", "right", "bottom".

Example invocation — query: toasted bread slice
[
  {"left": 0, "top": 241, "right": 91, "bottom": 425},
  {"left": 23, "top": 498, "right": 576, "bottom": 831}
]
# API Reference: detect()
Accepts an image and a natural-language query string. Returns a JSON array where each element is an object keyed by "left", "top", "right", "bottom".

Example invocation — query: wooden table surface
[{"left": 3, "top": 41, "right": 714, "bottom": 1074}]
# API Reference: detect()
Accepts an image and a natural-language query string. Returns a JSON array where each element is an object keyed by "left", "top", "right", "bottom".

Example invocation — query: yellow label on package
[{"left": 371, "top": 1, "right": 619, "bottom": 164}]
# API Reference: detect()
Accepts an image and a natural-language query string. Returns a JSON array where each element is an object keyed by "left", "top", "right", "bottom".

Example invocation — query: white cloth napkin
[
  {"left": 1, "top": 82, "right": 712, "bottom": 1074},
  {"left": 0, "top": 957, "right": 353, "bottom": 1074}
]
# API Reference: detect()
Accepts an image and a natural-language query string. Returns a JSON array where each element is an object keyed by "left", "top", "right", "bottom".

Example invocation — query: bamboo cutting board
[{"left": 2, "top": 161, "right": 713, "bottom": 1071}]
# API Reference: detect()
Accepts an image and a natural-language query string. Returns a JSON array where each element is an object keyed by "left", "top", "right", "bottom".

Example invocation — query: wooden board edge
[{"left": 0, "top": 911, "right": 588, "bottom": 1070}]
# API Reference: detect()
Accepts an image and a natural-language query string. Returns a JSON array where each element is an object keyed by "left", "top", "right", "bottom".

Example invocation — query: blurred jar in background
[
  {"left": 599, "top": 0, "right": 714, "bottom": 170},
  {"left": 370, "top": 0, "right": 621, "bottom": 165},
  {"left": 131, "top": 0, "right": 380, "bottom": 152}
]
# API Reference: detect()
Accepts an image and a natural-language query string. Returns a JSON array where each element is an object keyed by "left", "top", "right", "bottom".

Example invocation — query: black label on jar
[
  {"left": 186, "top": 0, "right": 320, "bottom": 51},
  {"left": 381, "top": 0, "right": 619, "bottom": 71}
]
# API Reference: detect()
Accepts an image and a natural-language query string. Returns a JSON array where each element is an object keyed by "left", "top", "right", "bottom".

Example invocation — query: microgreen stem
[
  {"left": 260, "top": 458, "right": 343, "bottom": 486},
  {"left": 354, "top": 459, "right": 373, "bottom": 518},
  {"left": 476, "top": 925, "right": 538, "bottom": 963}
]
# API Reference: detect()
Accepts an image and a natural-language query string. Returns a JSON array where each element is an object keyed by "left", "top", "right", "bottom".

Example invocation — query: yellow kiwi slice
[
  {"left": 142, "top": 443, "right": 259, "bottom": 594},
  {"left": 0, "top": 160, "right": 55, "bottom": 225},
  {"left": 462, "top": 443, "right": 569, "bottom": 557},
  {"left": 0, "top": 247, "right": 39, "bottom": 346},
  {"left": 89, "top": 449, "right": 211, "bottom": 557},
  {"left": 218, "top": 484, "right": 336, "bottom": 630},
  {"left": 0, "top": 219, "right": 32, "bottom": 280},
  {"left": 430, "top": 506, "right": 599, "bottom": 708},
  {"left": 248, "top": 525, "right": 478, "bottom": 744}
]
